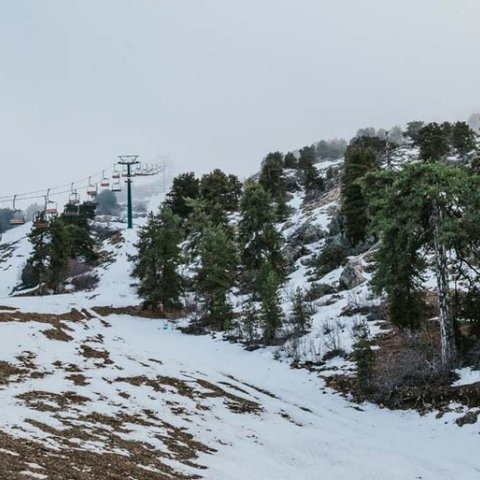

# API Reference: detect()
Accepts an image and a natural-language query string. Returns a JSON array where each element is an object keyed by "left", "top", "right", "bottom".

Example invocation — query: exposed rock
[
  {"left": 339, "top": 261, "right": 366, "bottom": 290},
  {"left": 284, "top": 174, "right": 301, "bottom": 192},
  {"left": 455, "top": 411, "right": 478, "bottom": 427},
  {"left": 292, "top": 222, "right": 326, "bottom": 245}
]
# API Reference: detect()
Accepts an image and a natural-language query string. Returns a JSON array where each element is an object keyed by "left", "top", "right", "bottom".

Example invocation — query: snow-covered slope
[{"left": 0, "top": 167, "right": 479, "bottom": 479}]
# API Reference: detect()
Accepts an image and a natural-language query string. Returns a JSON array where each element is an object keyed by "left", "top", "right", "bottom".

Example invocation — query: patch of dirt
[
  {"left": 80, "top": 345, "right": 113, "bottom": 365},
  {"left": 66, "top": 374, "right": 90, "bottom": 386},
  {"left": 0, "top": 361, "right": 26, "bottom": 385},
  {"left": 115, "top": 375, "right": 262, "bottom": 415},
  {"left": 17, "top": 390, "right": 91, "bottom": 412},
  {"left": 42, "top": 327, "right": 74, "bottom": 342},
  {"left": 0, "top": 305, "right": 18, "bottom": 311},
  {"left": 92, "top": 305, "right": 191, "bottom": 320},
  {"left": 0, "top": 428, "right": 204, "bottom": 480}
]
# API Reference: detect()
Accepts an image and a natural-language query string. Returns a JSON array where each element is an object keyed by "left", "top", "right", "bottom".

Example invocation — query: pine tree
[
  {"left": 47, "top": 218, "right": 71, "bottom": 293},
  {"left": 341, "top": 136, "right": 382, "bottom": 246},
  {"left": 451, "top": 121, "right": 477, "bottom": 159},
  {"left": 259, "top": 152, "right": 287, "bottom": 219},
  {"left": 298, "top": 146, "right": 324, "bottom": 195},
  {"left": 61, "top": 202, "right": 98, "bottom": 262},
  {"left": 238, "top": 181, "right": 284, "bottom": 280},
  {"left": 352, "top": 322, "right": 374, "bottom": 394},
  {"left": 133, "top": 207, "right": 183, "bottom": 311},
  {"left": 258, "top": 262, "right": 283, "bottom": 344},
  {"left": 200, "top": 169, "right": 241, "bottom": 213},
  {"left": 291, "top": 287, "right": 312, "bottom": 333},
  {"left": 283, "top": 152, "right": 298, "bottom": 169},
  {"left": 25, "top": 223, "right": 50, "bottom": 290},
  {"left": 404, "top": 121, "right": 425, "bottom": 144},
  {"left": 417, "top": 122, "right": 451, "bottom": 161},
  {"left": 241, "top": 296, "right": 260, "bottom": 345},
  {"left": 165, "top": 172, "right": 200, "bottom": 220},
  {"left": 196, "top": 223, "right": 238, "bottom": 329},
  {"left": 363, "top": 163, "right": 480, "bottom": 367}
]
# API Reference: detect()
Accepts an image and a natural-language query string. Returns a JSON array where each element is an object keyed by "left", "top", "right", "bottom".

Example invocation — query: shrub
[
  {"left": 314, "top": 244, "right": 348, "bottom": 277},
  {"left": 21, "top": 263, "right": 39, "bottom": 289},
  {"left": 71, "top": 273, "right": 99, "bottom": 291},
  {"left": 373, "top": 333, "right": 452, "bottom": 404},
  {"left": 352, "top": 321, "right": 374, "bottom": 394}
]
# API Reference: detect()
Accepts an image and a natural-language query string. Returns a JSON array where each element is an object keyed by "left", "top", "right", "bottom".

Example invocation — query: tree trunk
[{"left": 431, "top": 200, "right": 457, "bottom": 368}]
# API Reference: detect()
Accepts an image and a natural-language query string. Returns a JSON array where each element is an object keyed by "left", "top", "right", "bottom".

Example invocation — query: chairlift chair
[
  {"left": 112, "top": 179, "right": 122, "bottom": 192},
  {"left": 87, "top": 178, "right": 98, "bottom": 197},
  {"left": 112, "top": 164, "right": 121, "bottom": 180},
  {"left": 44, "top": 190, "right": 58, "bottom": 217},
  {"left": 46, "top": 201, "right": 58, "bottom": 216},
  {"left": 33, "top": 211, "right": 49, "bottom": 230},
  {"left": 100, "top": 170, "right": 110, "bottom": 188},
  {"left": 63, "top": 203, "right": 80, "bottom": 217},
  {"left": 68, "top": 184, "right": 80, "bottom": 205},
  {"left": 10, "top": 196, "right": 26, "bottom": 226}
]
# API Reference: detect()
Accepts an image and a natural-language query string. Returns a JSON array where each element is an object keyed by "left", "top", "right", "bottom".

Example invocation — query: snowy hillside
[{"left": 0, "top": 158, "right": 480, "bottom": 479}]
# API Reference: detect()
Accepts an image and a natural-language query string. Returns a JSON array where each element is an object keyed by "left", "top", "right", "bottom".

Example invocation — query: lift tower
[{"left": 118, "top": 155, "right": 139, "bottom": 229}]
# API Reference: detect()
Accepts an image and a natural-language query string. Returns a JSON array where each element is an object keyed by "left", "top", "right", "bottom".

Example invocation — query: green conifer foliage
[
  {"left": 165, "top": 172, "right": 200, "bottom": 220},
  {"left": 341, "top": 136, "right": 382, "bottom": 246},
  {"left": 363, "top": 163, "right": 480, "bottom": 367},
  {"left": 238, "top": 181, "right": 284, "bottom": 280},
  {"left": 298, "top": 146, "right": 324, "bottom": 195},
  {"left": 258, "top": 262, "right": 283, "bottom": 345},
  {"left": 196, "top": 224, "right": 238, "bottom": 329},
  {"left": 259, "top": 152, "right": 288, "bottom": 219},
  {"left": 133, "top": 207, "right": 183, "bottom": 311}
]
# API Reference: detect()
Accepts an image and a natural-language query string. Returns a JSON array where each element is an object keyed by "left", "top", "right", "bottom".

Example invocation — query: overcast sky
[{"left": 0, "top": 0, "right": 479, "bottom": 201}]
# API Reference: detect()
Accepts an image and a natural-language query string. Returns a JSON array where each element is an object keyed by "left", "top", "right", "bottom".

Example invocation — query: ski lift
[
  {"left": 45, "top": 190, "right": 58, "bottom": 217},
  {"left": 112, "top": 179, "right": 122, "bottom": 192},
  {"left": 100, "top": 170, "right": 110, "bottom": 188},
  {"left": 87, "top": 177, "right": 98, "bottom": 197},
  {"left": 122, "top": 167, "right": 136, "bottom": 178},
  {"left": 10, "top": 195, "right": 26, "bottom": 226},
  {"left": 68, "top": 183, "right": 80, "bottom": 205},
  {"left": 112, "top": 164, "right": 121, "bottom": 180},
  {"left": 134, "top": 163, "right": 142, "bottom": 176},
  {"left": 63, "top": 203, "right": 80, "bottom": 217},
  {"left": 33, "top": 211, "right": 49, "bottom": 230}
]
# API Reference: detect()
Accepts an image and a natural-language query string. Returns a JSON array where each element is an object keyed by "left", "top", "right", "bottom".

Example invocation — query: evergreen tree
[
  {"left": 451, "top": 121, "right": 477, "bottom": 158},
  {"left": 352, "top": 322, "right": 374, "bottom": 394},
  {"left": 404, "top": 121, "right": 425, "bottom": 144},
  {"left": 196, "top": 224, "right": 238, "bottom": 329},
  {"left": 96, "top": 190, "right": 121, "bottom": 216},
  {"left": 133, "top": 207, "right": 183, "bottom": 311},
  {"left": 25, "top": 223, "right": 50, "bottom": 289},
  {"left": 259, "top": 152, "right": 288, "bottom": 219},
  {"left": 298, "top": 146, "right": 324, "bottom": 195},
  {"left": 417, "top": 122, "right": 451, "bottom": 161},
  {"left": 363, "top": 163, "right": 480, "bottom": 367},
  {"left": 258, "top": 262, "right": 283, "bottom": 344},
  {"left": 291, "top": 287, "right": 312, "bottom": 333},
  {"left": 61, "top": 203, "right": 98, "bottom": 263},
  {"left": 200, "top": 169, "right": 241, "bottom": 213},
  {"left": 165, "top": 172, "right": 200, "bottom": 220},
  {"left": 341, "top": 136, "right": 382, "bottom": 246},
  {"left": 238, "top": 181, "right": 284, "bottom": 280},
  {"left": 283, "top": 152, "right": 298, "bottom": 169},
  {"left": 226, "top": 174, "right": 243, "bottom": 211},
  {"left": 241, "top": 297, "right": 260, "bottom": 344},
  {"left": 47, "top": 218, "right": 71, "bottom": 293}
]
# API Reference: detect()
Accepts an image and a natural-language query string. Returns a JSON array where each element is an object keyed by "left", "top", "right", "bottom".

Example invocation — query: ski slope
[{"left": 0, "top": 210, "right": 479, "bottom": 479}]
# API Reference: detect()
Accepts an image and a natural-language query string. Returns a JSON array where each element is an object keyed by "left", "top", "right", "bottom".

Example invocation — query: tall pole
[{"left": 118, "top": 155, "right": 139, "bottom": 229}]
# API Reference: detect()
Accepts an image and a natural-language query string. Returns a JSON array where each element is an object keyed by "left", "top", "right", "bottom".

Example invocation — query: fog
[{"left": 0, "top": 0, "right": 479, "bottom": 201}]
